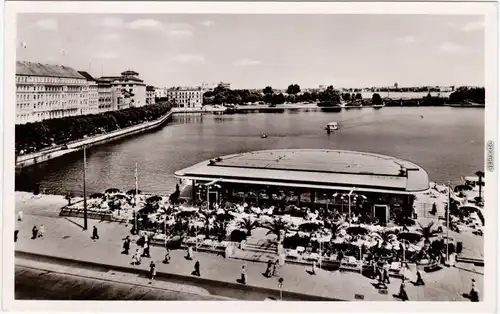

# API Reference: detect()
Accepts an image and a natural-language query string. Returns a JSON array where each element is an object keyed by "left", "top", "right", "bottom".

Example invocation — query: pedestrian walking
[
  {"left": 415, "top": 269, "right": 425, "bottom": 286},
  {"left": 38, "top": 224, "right": 45, "bottom": 238},
  {"left": 241, "top": 265, "right": 247, "bottom": 284},
  {"left": 383, "top": 261, "right": 391, "bottom": 284},
  {"left": 14, "top": 230, "right": 19, "bottom": 242},
  {"left": 122, "top": 237, "right": 130, "bottom": 255},
  {"left": 193, "top": 260, "right": 201, "bottom": 276},
  {"left": 31, "top": 225, "right": 38, "bottom": 239},
  {"left": 132, "top": 249, "right": 141, "bottom": 265},
  {"left": 149, "top": 261, "right": 156, "bottom": 281},
  {"left": 398, "top": 278, "right": 409, "bottom": 301},
  {"left": 310, "top": 260, "right": 316, "bottom": 275},
  {"left": 92, "top": 226, "right": 99, "bottom": 240},
  {"left": 469, "top": 279, "right": 479, "bottom": 302},
  {"left": 186, "top": 246, "right": 193, "bottom": 260},
  {"left": 17, "top": 211, "right": 23, "bottom": 221},
  {"left": 142, "top": 242, "right": 151, "bottom": 258},
  {"left": 163, "top": 248, "right": 171, "bottom": 264},
  {"left": 265, "top": 259, "right": 273, "bottom": 277},
  {"left": 271, "top": 259, "right": 278, "bottom": 276}
]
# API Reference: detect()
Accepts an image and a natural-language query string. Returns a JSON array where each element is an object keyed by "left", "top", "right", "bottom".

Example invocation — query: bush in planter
[{"left": 230, "top": 229, "right": 247, "bottom": 243}]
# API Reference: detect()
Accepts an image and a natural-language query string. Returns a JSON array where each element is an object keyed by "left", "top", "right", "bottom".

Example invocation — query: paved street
[{"left": 13, "top": 193, "right": 483, "bottom": 302}]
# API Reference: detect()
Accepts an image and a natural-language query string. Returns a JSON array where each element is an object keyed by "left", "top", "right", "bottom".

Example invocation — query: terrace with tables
[{"left": 60, "top": 149, "right": 484, "bottom": 277}]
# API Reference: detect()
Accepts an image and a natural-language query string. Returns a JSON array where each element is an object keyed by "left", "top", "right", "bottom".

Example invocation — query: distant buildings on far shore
[{"left": 166, "top": 86, "right": 203, "bottom": 109}]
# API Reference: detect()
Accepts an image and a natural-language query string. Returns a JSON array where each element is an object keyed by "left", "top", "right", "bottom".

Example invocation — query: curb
[{"left": 15, "top": 250, "right": 344, "bottom": 301}]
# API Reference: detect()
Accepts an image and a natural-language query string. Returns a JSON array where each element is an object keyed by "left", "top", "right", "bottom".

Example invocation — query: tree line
[
  {"left": 16, "top": 104, "right": 172, "bottom": 155},
  {"left": 448, "top": 87, "right": 485, "bottom": 104},
  {"left": 203, "top": 84, "right": 346, "bottom": 106},
  {"left": 202, "top": 84, "right": 485, "bottom": 106}
]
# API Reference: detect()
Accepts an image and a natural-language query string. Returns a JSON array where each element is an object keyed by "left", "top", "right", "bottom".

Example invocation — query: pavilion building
[{"left": 174, "top": 149, "right": 430, "bottom": 223}]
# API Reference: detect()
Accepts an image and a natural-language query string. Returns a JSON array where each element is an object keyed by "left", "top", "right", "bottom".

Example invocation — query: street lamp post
[{"left": 82, "top": 144, "right": 88, "bottom": 230}]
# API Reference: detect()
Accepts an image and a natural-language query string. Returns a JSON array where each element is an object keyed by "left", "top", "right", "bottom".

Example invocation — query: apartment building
[
  {"left": 78, "top": 71, "right": 99, "bottom": 115},
  {"left": 146, "top": 85, "right": 156, "bottom": 105},
  {"left": 96, "top": 78, "right": 114, "bottom": 113},
  {"left": 16, "top": 61, "right": 88, "bottom": 124},
  {"left": 167, "top": 86, "right": 203, "bottom": 108},
  {"left": 99, "top": 70, "right": 146, "bottom": 110}
]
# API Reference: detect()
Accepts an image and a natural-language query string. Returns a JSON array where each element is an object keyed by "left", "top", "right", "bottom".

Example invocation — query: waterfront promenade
[{"left": 14, "top": 192, "right": 482, "bottom": 301}]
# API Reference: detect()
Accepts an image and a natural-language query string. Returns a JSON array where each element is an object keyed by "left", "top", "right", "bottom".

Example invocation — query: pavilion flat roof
[{"left": 174, "top": 149, "right": 430, "bottom": 193}]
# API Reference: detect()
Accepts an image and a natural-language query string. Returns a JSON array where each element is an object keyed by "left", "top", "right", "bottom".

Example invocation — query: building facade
[
  {"left": 155, "top": 87, "right": 168, "bottom": 99},
  {"left": 96, "top": 79, "right": 114, "bottom": 113},
  {"left": 146, "top": 85, "right": 156, "bottom": 105},
  {"left": 16, "top": 61, "right": 88, "bottom": 124},
  {"left": 78, "top": 71, "right": 99, "bottom": 115},
  {"left": 167, "top": 87, "right": 203, "bottom": 108},
  {"left": 99, "top": 70, "right": 146, "bottom": 110}
]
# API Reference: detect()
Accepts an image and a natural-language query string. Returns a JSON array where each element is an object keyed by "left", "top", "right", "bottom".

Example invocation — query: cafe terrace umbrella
[
  {"left": 105, "top": 188, "right": 121, "bottom": 194},
  {"left": 90, "top": 193, "right": 105, "bottom": 199}
]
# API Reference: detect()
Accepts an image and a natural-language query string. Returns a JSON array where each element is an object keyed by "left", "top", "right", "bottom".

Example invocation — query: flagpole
[{"left": 83, "top": 144, "right": 88, "bottom": 230}]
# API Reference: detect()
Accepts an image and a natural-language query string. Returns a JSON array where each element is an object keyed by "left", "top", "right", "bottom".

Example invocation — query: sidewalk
[{"left": 14, "top": 210, "right": 481, "bottom": 301}]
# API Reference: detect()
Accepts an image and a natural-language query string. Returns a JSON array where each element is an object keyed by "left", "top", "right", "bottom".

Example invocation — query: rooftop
[
  {"left": 77, "top": 71, "right": 96, "bottom": 82},
  {"left": 16, "top": 61, "right": 85, "bottom": 79},
  {"left": 175, "top": 149, "right": 430, "bottom": 193}
]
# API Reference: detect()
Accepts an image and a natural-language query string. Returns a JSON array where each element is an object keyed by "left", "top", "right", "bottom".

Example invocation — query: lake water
[{"left": 15, "top": 107, "right": 484, "bottom": 196}]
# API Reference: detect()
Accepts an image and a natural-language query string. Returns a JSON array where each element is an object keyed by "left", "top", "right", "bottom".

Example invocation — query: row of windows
[{"left": 16, "top": 76, "right": 85, "bottom": 84}]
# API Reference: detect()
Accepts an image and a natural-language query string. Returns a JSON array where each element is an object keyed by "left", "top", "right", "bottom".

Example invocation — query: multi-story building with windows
[
  {"left": 146, "top": 85, "right": 156, "bottom": 105},
  {"left": 155, "top": 87, "right": 168, "bottom": 99},
  {"left": 78, "top": 71, "right": 99, "bottom": 115},
  {"left": 167, "top": 86, "right": 203, "bottom": 108},
  {"left": 96, "top": 78, "right": 114, "bottom": 113},
  {"left": 16, "top": 61, "right": 88, "bottom": 124},
  {"left": 99, "top": 70, "right": 146, "bottom": 110}
]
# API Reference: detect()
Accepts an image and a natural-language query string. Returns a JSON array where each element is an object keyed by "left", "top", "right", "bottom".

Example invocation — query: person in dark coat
[
  {"left": 469, "top": 279, "right": 479, "bottom": 302},
  {"left": 149, "top": 261, "right": 156, "bottom": 280},
  {"left": 14, "top": 230, "right": 19, "bottom": 242},
  {"left": 265, "top": 259, "right": 273, "bottom": 277},
  {"left": 122, "top": 237, "right": 130, "bottom": 254},
  {"left": 31, "top": 226, "right": 38, "bottom": 239},
  {"left": 92, "top": 226, "right": 99, "bottom": 240},
  {"left": 398, "top": 278, "right": 409, "bottom": 301},
  {"left": 193, "top": 261, "right": 200, "bottom": 276}
]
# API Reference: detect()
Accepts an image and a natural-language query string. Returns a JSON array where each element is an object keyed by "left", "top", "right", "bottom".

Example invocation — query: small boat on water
[
  {"left": 260, "top": 134, "right": 268, "bottom": 139},
  {"left": 325, "top": 122, "right": 339, "bottom": 133},
  {"left": 372, "top": 103, "right": 385, "bottom": 109}
]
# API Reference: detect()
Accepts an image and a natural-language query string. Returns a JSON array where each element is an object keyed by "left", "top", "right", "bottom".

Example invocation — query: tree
[
  {"left": 263, "top": 86, "right": 274, "bottom": 95},
  {"left": 272, "top": 93, "right": 286, "bottom": 105},
  {"left": 372, "top": 93, "right": 382, "bottom": 105},
  {"left": 342, "top": 93, "right": 351, "bottom": 101},
  {"left": 237, "top": 217, "right": 259, "bottom": 236},
  {"left": 287, "top": 84, "right": 301, "bottom": 95},
  {"left": 262, "top": 218, "right": 289, "bottom": 242},
  {"left": 475, "top": 170, "right": 485, "bottom": 201},
  {"left": 417, "top": 221, "right": 439, "bottom": 242},
  {"left": 355, "top": 93, "right": 363, "bottom": 100}
]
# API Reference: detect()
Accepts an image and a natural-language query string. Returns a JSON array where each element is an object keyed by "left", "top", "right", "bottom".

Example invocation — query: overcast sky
[{"left": 17, "top": 14, "right": 485, "bottom": 89}]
